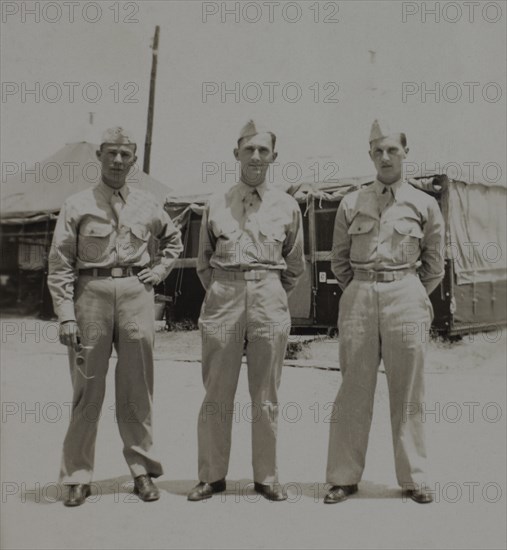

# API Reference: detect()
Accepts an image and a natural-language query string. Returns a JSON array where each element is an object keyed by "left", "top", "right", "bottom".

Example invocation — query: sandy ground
[{"left": 1, "top": 318, "right": 506, "bottom": 550}]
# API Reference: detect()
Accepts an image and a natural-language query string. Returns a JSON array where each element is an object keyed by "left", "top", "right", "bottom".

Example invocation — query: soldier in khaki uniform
[
  {"left": 324, "top": 120, "right": 445, "bottom": 504},
  {"left": 187, "top": 121, "right": 305, "bottom": 502},
  {"left": 48, "top": 127, "right": 183, "bottom": 506}
]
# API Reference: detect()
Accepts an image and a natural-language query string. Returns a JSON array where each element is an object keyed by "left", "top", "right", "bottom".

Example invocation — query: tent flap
[{"left": 448, "top": 181, "right": 507, "bottom": 285}]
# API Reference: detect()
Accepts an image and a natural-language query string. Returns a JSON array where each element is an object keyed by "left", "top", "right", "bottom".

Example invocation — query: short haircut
[{"left": 237, "top": 132, "right": 276, "bottom": 151}]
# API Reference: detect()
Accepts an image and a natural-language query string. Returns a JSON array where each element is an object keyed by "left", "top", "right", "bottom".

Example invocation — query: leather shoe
[
  {"left": 64, "top": 484, "right": 91, "bottom": 507},
  {"left": 133, "top": 475, "right": 160, "bottom": 502},
  {"left": 323, "top": 484, "right": 358, "bottom": 504},
  {"left": 405, "top": 488, "right": 433, "bottom": 504},
  {"left": 254, "top": 482, "right": 287, "bottom": 501},
  {"left": 187, "top": 479, "right": 226, "bottom": 501}
]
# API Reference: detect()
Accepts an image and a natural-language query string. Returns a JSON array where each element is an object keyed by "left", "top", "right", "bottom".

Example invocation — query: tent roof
[{"left": 0, "top": 142, "right": 172, "bottom": 224}]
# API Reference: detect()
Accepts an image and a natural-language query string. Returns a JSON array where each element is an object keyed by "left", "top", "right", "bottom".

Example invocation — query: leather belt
[
  {"left": 353, "top": 269, "right": 416, "bottom": 283},
  {"left": 79, "top": 266, "right": 144, "bottom": 278},
  {"left": 212, "top": 269, "right": 281, "bottom": 282}
]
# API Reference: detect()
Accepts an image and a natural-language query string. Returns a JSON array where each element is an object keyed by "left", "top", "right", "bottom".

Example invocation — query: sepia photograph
[{"left": 1, "top": 1, "right": 506, "bottom": 549}]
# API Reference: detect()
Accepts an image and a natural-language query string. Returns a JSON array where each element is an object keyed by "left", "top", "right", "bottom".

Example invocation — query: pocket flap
[
  {"left": 394, "top": 221, "right": 423, "bottom": 238},
  {"left": 348, "top": 218, "right": 376, "bottom": 235},
  {"left": 80, "top": 221, "right": 113, "bottom": 237},
  {"left": 259, "top": 227, "right": 285, "bottom": 242},
  {"left": 129, "top": 224, "right": 150, "bottom": 241},
  {"left": 211, "top": 220, "right": 240, "bottom": 239}
]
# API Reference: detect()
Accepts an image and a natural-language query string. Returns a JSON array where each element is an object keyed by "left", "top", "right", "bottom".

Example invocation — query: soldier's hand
[
  {"left": 59, "top": 321, "right": 81, "bottom": 351},
  {"left": 138, "top": 268, "right": 160, "bottom": 287}
]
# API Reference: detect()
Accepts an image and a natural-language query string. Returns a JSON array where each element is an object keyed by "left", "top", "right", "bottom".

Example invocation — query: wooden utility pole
[{"left": 143, "top": 25, "right": 159, "bottom": 174}]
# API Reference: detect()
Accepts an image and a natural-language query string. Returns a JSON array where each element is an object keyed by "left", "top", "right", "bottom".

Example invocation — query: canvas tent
[
  {"left": 0, "top": 141, "right": 173, "bottom": 316},
  {"left": 163, "top": 175, "right": 506, "bottom": 337}
]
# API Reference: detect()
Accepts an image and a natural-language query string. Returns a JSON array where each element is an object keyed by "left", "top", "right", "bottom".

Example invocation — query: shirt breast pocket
[
  {"left": 259, "top": 226, "right": 285, "bottom": 264},
  {"left": 128, "top": 224, "right": 150, "bottom": 243},
  {"left": 119, "top": 223, "right": 150, "bottom": 261},
  {"left": 393, "top": 220, "right": 424, "bottom": 264},
  {"left": 78, "top": 221, "right": 113, "bottom": 263},
  {"left": 211, "top": 220, "right": 240, "bottom": 240},
  {"left": 348, "top": 217, "right": 377, "bottom": 262}
]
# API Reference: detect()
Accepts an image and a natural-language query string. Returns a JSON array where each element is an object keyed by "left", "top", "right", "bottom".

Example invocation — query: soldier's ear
[
  {"left": 368, "top": 149, "right": 374, "bottom": 161},
  {"left": 96, "top": 149, "right": 102, "bottom": 161},
  {"left": 233, "top": 148, "right": 239, "bottom": 160},
  {"left": 404, "top": 147, "right": 410, "bottom": 156},
  {"left": 271, "top": 151, "right": 278, "bottom": 162}
]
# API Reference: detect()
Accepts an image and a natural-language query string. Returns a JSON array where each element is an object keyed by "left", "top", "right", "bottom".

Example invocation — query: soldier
[
  {"left": 48, "top": 127, "right": 183, "bottom": 507},
  {"left": 324, "top": 120, "right": 445, "bottom": 504},
  {"left": 187, "top": 120, "right": 305, "bottom": 502}
]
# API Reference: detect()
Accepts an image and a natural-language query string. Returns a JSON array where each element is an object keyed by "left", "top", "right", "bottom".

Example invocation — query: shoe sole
[
  {"left": 133, "top": 487, "right": 160, "bottom": 502},
  {"left": 410, "top": 495, "right": 433, "bottom": 504},
  {"left": 254, "top": 490, "right": 287, "bottom": 502},
  {"left": 187, "top": 484, "right": 226, "bottom": 501},
  {"left": 323, "top": 488, "right": 358, "bottom": 504},
  {"left": 63, "top": 489, "right": 91, "bottom": 507}
]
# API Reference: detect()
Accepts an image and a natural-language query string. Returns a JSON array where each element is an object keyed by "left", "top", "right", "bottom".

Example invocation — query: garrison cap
[
  {"left": 238, "top": 119, "right": 275, "bottom": 142},
  {"left": 100, "top": 126, "right": 136, "bottom": 146},
  {"left": 369, "top": 119, "right": 405, "bottom": 144}
]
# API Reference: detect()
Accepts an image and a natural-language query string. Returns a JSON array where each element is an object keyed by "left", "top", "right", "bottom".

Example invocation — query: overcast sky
[{"left": 1, "top": 0, "right": 505, "bottom": 189}]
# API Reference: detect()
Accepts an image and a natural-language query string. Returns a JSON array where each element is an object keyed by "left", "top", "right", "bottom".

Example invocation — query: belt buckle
[
  {"left": 378, "top": 272, "right": 395, "bottom": 282},
  {"left": 244, "top": 271, "right": 260, "bottom": 281},
  {"left": 111, "top": 267, "right": 123, "bottom": 278}
]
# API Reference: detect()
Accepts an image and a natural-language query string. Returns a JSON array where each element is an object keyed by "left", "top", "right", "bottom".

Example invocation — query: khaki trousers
[
  {"left": 59, "top": 275, "right": 163, "bottom": 484},
  {"left": 326, "top": 274, "right": 433, "bottom": 488},
  {"left": 197, "top": 272, "right": 290, "bottom": 484}
]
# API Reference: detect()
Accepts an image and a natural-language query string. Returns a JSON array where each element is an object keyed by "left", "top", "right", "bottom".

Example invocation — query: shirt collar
[
  {"left": 238, "top": 180, "right": 266, "bottom": 200},
  {"left": 373, "top": 178, "right": 403, "bottom": 199},
  {"left": 97, "top": 180, "right": 129, "bottom": 201}
]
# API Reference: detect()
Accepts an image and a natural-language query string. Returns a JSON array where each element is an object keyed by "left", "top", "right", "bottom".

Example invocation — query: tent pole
[
  {"left": 308, "top": 196, "right": 318, "bottom": 324},
  {"left": 143, "top": 25, "right": 160, "bottom": 174},
  {"left": 16, "top": 223, "right": 24, "bottom": 307}
]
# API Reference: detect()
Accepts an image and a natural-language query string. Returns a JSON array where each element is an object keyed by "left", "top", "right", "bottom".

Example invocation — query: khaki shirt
[
  {"left": 197, "top": 181, "right": 305, "bottom": 294},
  {"left": 331, "top": 179, "right": 445, "bottom": 294},
  {"left": 48, "top": 181, "right": 183, "bottom": 322}
]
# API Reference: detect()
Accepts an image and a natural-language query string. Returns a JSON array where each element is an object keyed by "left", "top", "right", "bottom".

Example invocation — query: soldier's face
[
  {"left": 96, "top": 143, "right": 137, "bottom": 188},
  {"left": 234, "top": 133, "right": 277, "bottom": 187},
  {"left": 369, "top": 136, "right": 408, "bottom": 185}
]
